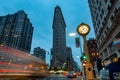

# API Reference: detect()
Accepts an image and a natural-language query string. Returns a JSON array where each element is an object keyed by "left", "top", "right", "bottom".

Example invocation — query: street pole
[
  {"left": 77, "top": 23, "right": 94, "bottom": 80},
  {"left": 83, "top": 35, "right": 94, "bottom": 80},
  {"left": 83, "top": 35, "right": 90, "bottom": 63},
  {"left": 78, "top": 36, "right": 86, "bottom": 79}
]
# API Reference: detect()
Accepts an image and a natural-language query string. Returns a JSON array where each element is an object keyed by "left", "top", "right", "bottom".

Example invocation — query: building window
[
  {"left": 107, "top": 5, "right": 111, "bottom": 11},
  {"left": 56, "top": 51, "right": 58, "bottom": 53},
  {"left": 100, "top": 14, "right": 102, "bottom": 19},
  {"left": 105, "top": 0, "right": 107, "bottom": 3},
  {"left": 106, "top": 26, "right": 109, "bottom": 31},
  {"left": 114, "top": 8, "right": 118, "bottom": 16},
  {"left": 118, "top": 49, "right": 120, "bottom": 53},
  {"left": 110, "top": 0, "right": 115, "bottom": 6},
  {"left": 99, "top": 1, "right": 101, "bottom": 6},
  {"left": 110, "top": 15, "right": 114, "bottom": 22},
  {"left": 102, "top": 9, "right": 104, "bottom": 14}
]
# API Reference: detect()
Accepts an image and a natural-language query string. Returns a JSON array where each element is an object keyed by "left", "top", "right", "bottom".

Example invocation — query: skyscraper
[
  {"left": 88, "top": 0, "right": 120, "bottom": 64},
  {"left": 0, "top": 10, "right": 33, "bottom": 53},
  {"left": 33, "top": 47, "right": 46, "bottom": 61},
  {"left": 51, "top": 6, "right": 67, "bottom": 70},
  {"left": 66, "top": 47, "right": 74, "bottom": 70}
]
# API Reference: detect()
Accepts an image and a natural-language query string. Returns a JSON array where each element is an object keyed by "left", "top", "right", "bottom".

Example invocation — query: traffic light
[
  {"left": 82, "top": 61, "right": 87, "bottom": 66},
  {"left": 80, "top": 54, "right": 87, "bottom": 61},
  {"left": 83, "top": 55, "right": 87, "bottom": 60},
  {"left": 75, "top": 37, "right": 80, "bottom": 48}
]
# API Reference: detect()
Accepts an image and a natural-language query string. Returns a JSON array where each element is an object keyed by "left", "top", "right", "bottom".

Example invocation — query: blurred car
[
  {"left": 76, "top": 72, "right": 82, "bottom": 76},
  {"left": 67, "top": 71, "right": 77, "bottom": 78},
  {"left": 63, "top": 71, "right": 69, "bottom": 76},
  {"left": 49, "top": 70, "right": 56, "bottom": 74},
  {"left": 56, "top": 70, "right": 64, "bottom": 74}
]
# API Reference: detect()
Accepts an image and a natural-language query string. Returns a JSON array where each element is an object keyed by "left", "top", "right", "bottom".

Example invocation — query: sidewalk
[
  {"left": 94, "top": 76, "right": 100, "bottom": 80},
  {"left": 76, "top": 76, "right": 84, "bottom": 80}
]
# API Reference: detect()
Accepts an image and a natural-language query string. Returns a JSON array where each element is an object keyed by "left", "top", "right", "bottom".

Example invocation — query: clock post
[{"left": 77, "top": 23, "right": 94, "bottom": 80}]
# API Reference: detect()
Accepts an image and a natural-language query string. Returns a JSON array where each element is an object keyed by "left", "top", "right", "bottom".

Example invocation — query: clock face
[{"left": 77, "top": 24, "right": 90, "bottom": 35}]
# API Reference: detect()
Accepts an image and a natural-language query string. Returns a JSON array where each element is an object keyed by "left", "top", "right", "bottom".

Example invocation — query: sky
[{"left": 0, "top": 0, "right": 95, "bottom": 65}]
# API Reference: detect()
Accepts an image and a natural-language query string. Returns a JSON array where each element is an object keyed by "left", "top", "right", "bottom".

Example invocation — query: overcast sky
[{"left": 0, "top": 0, "right": 95, "bottom": 65}]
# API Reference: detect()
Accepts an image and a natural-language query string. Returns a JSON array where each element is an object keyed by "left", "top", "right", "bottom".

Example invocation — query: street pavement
[
  {"left": 41, "top": 74, "right": 82, "bottom": 80},
  {"left": 0, "top": 74, "right": 82, "bottom": 80}
]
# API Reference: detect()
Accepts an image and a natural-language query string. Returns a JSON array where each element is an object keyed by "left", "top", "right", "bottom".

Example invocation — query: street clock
[{"left": 77, "top": 23, "right": 90, "bottom": 36}]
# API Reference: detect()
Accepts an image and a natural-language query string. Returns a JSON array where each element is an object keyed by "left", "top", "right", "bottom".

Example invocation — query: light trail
[{"left": 0, "top": 45, "right": 48, "bottom": 77}]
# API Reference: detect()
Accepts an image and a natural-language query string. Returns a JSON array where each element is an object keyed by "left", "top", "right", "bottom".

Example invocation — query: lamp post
[{"left": 77, "top": 23, "right": 94, "bottom": 80}]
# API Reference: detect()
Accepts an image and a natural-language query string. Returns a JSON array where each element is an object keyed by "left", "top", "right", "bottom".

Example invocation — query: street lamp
[{"left": 77, "top": 23, "right": 94, "bottom": 80}]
